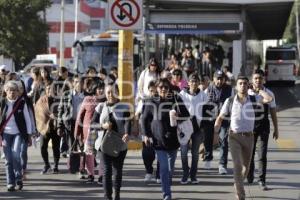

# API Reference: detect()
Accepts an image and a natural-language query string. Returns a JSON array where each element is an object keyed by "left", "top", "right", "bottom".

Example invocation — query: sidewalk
[{"left": 1, "top": 137, "right": 300, "bottom": 200}]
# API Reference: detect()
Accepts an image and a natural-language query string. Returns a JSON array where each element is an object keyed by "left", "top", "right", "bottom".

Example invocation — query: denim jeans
[
  {"left": 2, "top": 133, "right": 24, "bottom": 186},
  {"left": 219, "top": 127, "right": 229, "bottom": 168},
  {"left": 20, "top": 139, "right": 28, "bottom": 171},
  {"left": 180, "top": 131, "right": 204, "bottom": 180},
  {"left": 156, "top": 150, "right": 177, "bottom": 199}
]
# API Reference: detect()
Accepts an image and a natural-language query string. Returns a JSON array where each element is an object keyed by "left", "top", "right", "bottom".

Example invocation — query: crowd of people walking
[{"left": 0, "top": 45, "right": 279, "bottom": 200}]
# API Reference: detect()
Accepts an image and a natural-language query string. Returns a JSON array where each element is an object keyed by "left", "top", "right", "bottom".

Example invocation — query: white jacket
[{"left": 179, "top": 89, "right": 208, "bottom": 126}]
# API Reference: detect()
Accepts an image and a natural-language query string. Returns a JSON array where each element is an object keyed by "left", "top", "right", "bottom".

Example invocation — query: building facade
[{"left": 46, "top": 0, "right": 107, "bottom": 68}]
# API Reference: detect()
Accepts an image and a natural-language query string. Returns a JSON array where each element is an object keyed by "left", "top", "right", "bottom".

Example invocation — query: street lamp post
[{"left": 59, "top": 0, "right": 65, "bottom": 67}]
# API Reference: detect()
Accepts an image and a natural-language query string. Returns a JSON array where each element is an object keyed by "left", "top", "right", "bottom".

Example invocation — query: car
[{"left": 23, "top": 59, "right": 58, "bottom": 73}]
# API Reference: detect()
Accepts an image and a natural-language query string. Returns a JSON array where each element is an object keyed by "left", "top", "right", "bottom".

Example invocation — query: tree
[
  {"left": 283, "top": 2, "right": 300, "bottom": 44},
  {"left": 0, "top": 0, "right": 51, "bottom": 70}
]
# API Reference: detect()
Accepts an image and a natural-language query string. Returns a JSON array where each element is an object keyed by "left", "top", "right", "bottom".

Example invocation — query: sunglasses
[{"left": 158, "top": 85, "right": 169, "bottom": 89}]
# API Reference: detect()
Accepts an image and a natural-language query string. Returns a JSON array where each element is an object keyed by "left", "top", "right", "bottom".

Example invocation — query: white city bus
[
  {"left": 73, "top": 31, "right": 144, "bottom": 77},
  {"left": 265, "top": 47, "right": 298, "bottom": 85}
]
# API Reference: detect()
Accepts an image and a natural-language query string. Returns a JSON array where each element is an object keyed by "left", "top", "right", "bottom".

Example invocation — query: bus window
[{"left": 266, "top": 50, "right": 296, "bottom": 60}]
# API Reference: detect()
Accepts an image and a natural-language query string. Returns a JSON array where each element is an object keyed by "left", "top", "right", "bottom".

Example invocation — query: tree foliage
[
  {"left": 0, "top": 0, "right": 51, "bottom": 70},
  {"left": 283, "top": 3, "right": 300, "bottom": 44}
]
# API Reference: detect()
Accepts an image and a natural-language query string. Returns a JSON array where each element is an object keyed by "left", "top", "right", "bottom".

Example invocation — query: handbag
[
  {"left": 173, "top": 94, "right": 194, "bottom": 145},
  {"left": 177, "top": 119, "right": 194, "bottom": 145},
  {"left": 67, "top": 140, "right": 84, "bottom": 174},
  {"left": 100, "top": 130, "right": 127, "bottom": 157}
]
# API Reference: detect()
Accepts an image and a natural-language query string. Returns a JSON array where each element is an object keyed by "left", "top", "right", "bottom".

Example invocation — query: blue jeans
[
  {"left": 180, "top": 131, "right": 204, "bottom": 180},
  {"left": 219, "top": 127, "right": 229, "bottom": 168},
  {"left": 20, "top": 139, "right": 28, "bottom": 171},
  {"left": 156, "top": 150, "right": 177, "bottom": 199},
  {"left": 2, "top": 133, "right": 23, "bottom": 186}
]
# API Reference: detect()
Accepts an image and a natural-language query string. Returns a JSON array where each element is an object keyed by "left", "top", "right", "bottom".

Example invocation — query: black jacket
[
  {"left": 0, "top": 97, "right": 29, "bottom": 140},
  {"left": 141, "top": 94, "right": 190, "bottom": 150}
]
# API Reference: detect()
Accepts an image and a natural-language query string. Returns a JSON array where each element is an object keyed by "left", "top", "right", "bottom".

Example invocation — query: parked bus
[
  {"left": 265, "top": 46, "right": 298, "bottom": 85},
  {"left": 73, "top": 31, "right": 144, "bottom": 78}
]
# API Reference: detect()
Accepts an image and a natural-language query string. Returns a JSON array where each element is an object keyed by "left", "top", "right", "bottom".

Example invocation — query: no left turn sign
[{"left": 109, "top": 0, "right": 143, "bottom": 30}]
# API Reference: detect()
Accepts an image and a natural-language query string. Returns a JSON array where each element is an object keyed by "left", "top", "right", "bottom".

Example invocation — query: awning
[
  {"left": 147, "top": 0, "right": 294, "bottom": 39},
  {"left": 145, "top": 22, "right": 241, "bottom": 35}
]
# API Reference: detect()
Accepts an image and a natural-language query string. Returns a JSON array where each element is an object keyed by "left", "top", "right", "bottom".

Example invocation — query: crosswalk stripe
[{"left": 276, "top": 139, "right": 297, "bottom": 149}]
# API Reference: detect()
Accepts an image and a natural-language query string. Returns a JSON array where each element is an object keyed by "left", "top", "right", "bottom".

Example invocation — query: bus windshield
[
  {"left": 77, "top": 41, "right": 118, "bottom": 73},
  {"left": 266, "top": 50, "right": 296, "bottom": 60}
]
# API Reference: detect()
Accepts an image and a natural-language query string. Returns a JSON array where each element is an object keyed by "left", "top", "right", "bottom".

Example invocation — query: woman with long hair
[
  {"left": 137, "top": 58, "right": 161, "bottom": 100},
  {"left": 74, "top": 81, "right": 106, "bottom": 182}
]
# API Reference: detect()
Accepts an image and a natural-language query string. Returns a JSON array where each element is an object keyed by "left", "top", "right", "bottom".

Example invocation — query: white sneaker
[
  {"left": 144, "top": 173, "right": 152, "bottom": 182},
  {"left": 218, "top": 165, "right": 227, "bottom": 175},
  {"left": 156, "top": 178, "right": 161, "bottom": 184},
  {"left": 204, "top": 161, "right": 211, "bottom": 169}
]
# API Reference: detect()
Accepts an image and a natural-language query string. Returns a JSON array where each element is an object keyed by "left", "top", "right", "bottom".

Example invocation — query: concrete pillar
[
  {"left": 241, "top": 6, "right": 247, "bottom": 75},
  {"left": 118, "top": 30, "right": 134, "bottom": 109}
]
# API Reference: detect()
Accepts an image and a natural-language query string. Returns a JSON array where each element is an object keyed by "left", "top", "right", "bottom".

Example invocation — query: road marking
[{"left": 276, "top": 139, "right": 297, "bottom": 149}]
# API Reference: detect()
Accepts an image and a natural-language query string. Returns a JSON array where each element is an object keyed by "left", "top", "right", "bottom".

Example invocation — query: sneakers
[
  {"left": 16, "top": 180, "right": 23, "bottom": 190},
  {"left": 258, "top": 180, "right": 268, "bottom": 191},
  {"left": 191, "top": 178, "right": 199, "bottom": 184},
  {"left": 180, "top": 177, "right": 189, "bottom": 185},
  {"left": 79, "top": 171, "right": 86, "bottom": 179},
  {"left": 144, "top": 173, "right": 153, "bottom": 182},
  {"left": 41, "top": 165, "right": 51, "bottom": 174},
  {"left": 86, "top": 175, "right": 94, "bottom": 184},
  {"left": 218, "top": 165, "right": 227, "bottom": 175},
  {"left": 53, "top": 168, "right": 59, "bottom": 174},
  {"left": 97, "top": 176, "right": 103, "bottom": 185},
  {"left": 163, "top": 195, "right": 171, "bottom": 200},
  {"left": 61, "top": 152, "right": 68, "bottom": 158},
  {"left": 247, "top": 177, "right": 254, "bottom": 184},
  {"left": 156, "top": 178, "right": 161, "bottom": 184},
  {"left": 7, "top": 184, "right": 15, "bottom": 192},
  {"left": 203, "top": 161, "right": 211, "bottom": 170}
]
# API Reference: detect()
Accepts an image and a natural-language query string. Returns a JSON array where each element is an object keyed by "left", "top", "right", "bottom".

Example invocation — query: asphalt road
[{"left": 0, "top": 81, "right": 300, "bottom": 200}]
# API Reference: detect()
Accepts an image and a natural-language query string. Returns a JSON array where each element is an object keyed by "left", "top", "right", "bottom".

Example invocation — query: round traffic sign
[{"left": 110, "top": 0, "right": 141, "bottom": 28}]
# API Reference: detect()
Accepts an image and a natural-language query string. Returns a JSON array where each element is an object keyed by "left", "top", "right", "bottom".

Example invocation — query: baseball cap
[
  {"left": 188, "top": 73, "right": 200, "bottom": 82},
  {"left": 0, "top": 64, "right": 7, "bottom": 71},
  {"left": 214, "top": 70, "right": 225, "bottom": 78}
]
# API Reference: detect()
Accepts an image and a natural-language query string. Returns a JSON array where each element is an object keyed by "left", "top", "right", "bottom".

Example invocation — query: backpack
[
  {"left": 227, "top": 95, "right": 256, "bottom": 116},
  {"left": 226, "top": 95, "right": 257, "bottom": 126},
  {"left": 227, "top": 95, "right": 270, "bottom": 133}
]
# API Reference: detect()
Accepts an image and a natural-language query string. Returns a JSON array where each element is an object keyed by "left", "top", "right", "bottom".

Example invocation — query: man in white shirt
[
  {"left": 214, "top": 75, "right": 273, "bottom": 200},
  {"left": 247, "top": 69, "right": 279, "bottom": 190}
]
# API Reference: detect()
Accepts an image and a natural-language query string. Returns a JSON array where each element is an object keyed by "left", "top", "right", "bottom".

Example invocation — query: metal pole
[
  {"left": 144, "top": 0, "right": 150, "bottom": 64},
  {"left": 296, "top": 0, "right": 300, "bottom": 58},
  {"left": 241, "top": 6, "right": 247, "bottom": 75},
  {"left": 74, "top": 0, "right": 78, "bottom": 41},
  {"left": 59, "top": 0, "right": 65, "bottom": 67}
]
